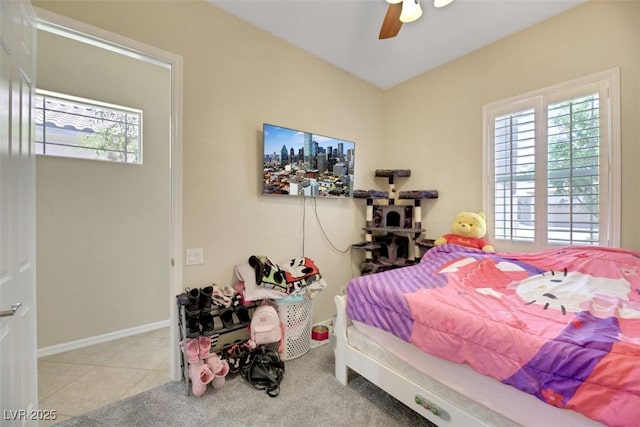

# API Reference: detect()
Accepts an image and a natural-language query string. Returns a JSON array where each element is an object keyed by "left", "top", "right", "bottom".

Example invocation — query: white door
[{"left": 0, "top": 0, "right": 38, "bottom": 424}]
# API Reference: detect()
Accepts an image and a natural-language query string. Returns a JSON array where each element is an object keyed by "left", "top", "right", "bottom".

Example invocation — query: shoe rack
[
  {"left": 177, "top": 302, "right": 190, "bottom": 395},
  {"left": 176, "top": 288, "right": 258, "bottom": 395}
]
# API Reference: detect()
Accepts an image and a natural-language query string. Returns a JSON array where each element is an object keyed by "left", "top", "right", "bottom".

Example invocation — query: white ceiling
[{"left": 209, "top": 0, "right": 586, "bottom": 89}]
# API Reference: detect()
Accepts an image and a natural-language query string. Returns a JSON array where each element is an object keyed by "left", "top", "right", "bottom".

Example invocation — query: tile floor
[{"left": 37, "top": 327, "right": 172, "bottom": 426}]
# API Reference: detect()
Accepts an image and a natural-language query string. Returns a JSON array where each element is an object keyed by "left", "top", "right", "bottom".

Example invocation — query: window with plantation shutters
[
  {"left": 493, "top": 108, "right": 536, "bottom": 243},
  {"left": 483, "top": 69, "right": 620, "bottom": 251},
  {"left": 547, "top": 94, "right": 601, "bottom": 245}
]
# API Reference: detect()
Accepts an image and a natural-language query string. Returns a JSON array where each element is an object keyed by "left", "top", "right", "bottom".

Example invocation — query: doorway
[{"left": 33, "top": 8, "right": 183, "bottom": 417}]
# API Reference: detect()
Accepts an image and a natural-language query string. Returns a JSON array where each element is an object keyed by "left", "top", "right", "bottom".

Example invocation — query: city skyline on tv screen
[{"left": 262, "top": 123, "right": 355, "bottom": 198}]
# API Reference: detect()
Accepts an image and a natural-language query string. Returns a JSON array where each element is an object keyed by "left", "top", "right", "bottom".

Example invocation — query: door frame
[{"left": 34, "top": 8, "right": 184, "bottom": 381}]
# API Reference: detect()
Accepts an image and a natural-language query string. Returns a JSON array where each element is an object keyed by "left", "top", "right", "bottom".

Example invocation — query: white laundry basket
[{"left": 271, "top": 296, "right": 313, "bottom": 361}]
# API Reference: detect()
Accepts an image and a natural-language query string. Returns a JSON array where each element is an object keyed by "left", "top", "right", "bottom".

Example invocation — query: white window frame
[
  {"left": 482, "top": 68, "right": 620, "bottom": 251},
  {"left": 35, "top": 89, "right": 143, "bottom": 164}
]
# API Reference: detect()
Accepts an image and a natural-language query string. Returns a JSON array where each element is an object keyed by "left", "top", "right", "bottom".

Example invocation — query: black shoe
[
  {"left": 186, "top": 288, "right": 200, "bottom": 316},
  {"left": 199, "top": 285, "right": 213, "bottom": 313},
  {"left": 186, "top": 316, "right": 201, "bottom": 338},
  {"left": 221, "top": 309, "right": 235, "bottom": 329},
  {"left": 200, "top": 313, "right": 216, "bottom": 336},
  {"left": 236, "top": 306, "right": 251, "bottom": 325}
]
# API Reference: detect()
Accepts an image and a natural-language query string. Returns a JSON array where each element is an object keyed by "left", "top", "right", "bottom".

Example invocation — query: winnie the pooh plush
[{"left": 434, "top": 211, "right": 495, "bottom": 252}]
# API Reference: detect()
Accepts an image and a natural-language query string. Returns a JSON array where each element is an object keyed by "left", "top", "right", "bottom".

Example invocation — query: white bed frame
[{"left": 333, "top": 295, "right": 602, "bottom": 427}]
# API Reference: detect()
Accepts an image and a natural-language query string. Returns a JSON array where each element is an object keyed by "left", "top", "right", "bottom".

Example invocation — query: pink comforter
[{"left": 347, "top": 244, "right": 640, "bottom": 426}]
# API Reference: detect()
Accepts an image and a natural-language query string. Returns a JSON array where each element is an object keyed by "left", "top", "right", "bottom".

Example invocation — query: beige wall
[
  {"left": 36, "top": 30, "right": 172, "bottom": 347},
  {"left": 33, "top": 0, "right": 640, "bottom": 345},
  {"left": 34, "top": 0, "right": 386, "bottom": 332},
  {"left": 384, "top": 0, "right": 640, "bottom": 251}
]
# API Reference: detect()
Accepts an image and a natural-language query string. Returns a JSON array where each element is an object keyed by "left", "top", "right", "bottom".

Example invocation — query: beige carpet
[{"left": 55, "top": 343, "right": 436, "bottom": 427}]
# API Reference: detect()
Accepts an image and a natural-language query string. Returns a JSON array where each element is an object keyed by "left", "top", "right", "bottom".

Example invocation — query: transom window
[
  {"left": 35, "top": 89, "right": 142, "bottom": 164},
  {"left": 483, "top": 69, "right": 620, "bottom": 251}
]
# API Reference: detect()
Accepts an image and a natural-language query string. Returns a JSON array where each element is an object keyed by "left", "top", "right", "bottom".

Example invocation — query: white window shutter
[{"left": 484, "top": 69, "right": 619, "bottom": 251}]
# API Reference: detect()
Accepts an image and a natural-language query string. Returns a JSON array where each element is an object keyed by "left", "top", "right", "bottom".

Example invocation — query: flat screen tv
[{"left": 262, "top": 123, "right": 355, "bottom": 198}]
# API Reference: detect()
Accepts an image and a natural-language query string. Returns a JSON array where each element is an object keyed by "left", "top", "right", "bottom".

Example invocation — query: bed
[{"left": 334, "top": 243, "right": 640, "bottom": 426}]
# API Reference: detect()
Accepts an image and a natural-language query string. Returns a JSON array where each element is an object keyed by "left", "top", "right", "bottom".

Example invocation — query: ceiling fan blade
[{"left": 379, "top": 2, "right": 403, "bottom": 40}]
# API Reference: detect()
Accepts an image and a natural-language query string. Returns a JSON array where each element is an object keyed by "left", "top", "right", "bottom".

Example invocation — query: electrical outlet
[{"left": 185, "top": 248, "right": 204, "bottom": 265}]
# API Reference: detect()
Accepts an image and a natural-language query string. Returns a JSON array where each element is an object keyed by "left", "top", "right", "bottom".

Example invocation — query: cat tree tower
[{"left": 353, "top": 169, "right": 438, "bottom": 275}]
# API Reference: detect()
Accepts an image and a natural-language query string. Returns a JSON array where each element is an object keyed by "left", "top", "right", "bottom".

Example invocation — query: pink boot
[
  {"left": 188, "top": 360, "right": 213, "bottom": 397},
  {"left": 204, "top": 353, "right": 222, "bottom": 372},
  {"left": 204, "top": 353, "right": 225, "bottom": 389},
  {"left": 198, "top": 335, "right": 212, "bottom": 359},
  {"left": 180, "top": 338, "right": 200, "bottom": 363},
  {"left": 211, "top": 359, "right": 229, "bottom": 389}
]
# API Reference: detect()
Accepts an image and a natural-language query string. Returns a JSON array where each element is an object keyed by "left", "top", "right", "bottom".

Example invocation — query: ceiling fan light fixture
[
  {"left": 400, "top": 0, "right": 422, "bottom": 23},
  {"left": 385, "top": 0, "right": 403, "bottom": 4},
  {"left": 433, "top": 0, "right": 454, "bottom": 7}
]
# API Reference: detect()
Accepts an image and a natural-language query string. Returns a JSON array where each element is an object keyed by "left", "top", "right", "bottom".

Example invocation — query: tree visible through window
[
  {"left": 547, "top": 94, "right": 600, "bottom": 245},
  {"left": 35, "top": 89, "right": 142, "bottom": 164},
  {"left": 484, "top": 69, "right": 619, "bottom": 250}
]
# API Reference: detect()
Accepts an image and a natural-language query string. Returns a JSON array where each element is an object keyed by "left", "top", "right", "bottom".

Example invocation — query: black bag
[{"left": 241, "top": 346, "right": 285, "bottom": 397}]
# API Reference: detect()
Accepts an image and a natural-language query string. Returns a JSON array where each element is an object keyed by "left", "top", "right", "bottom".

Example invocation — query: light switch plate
[{"left": 185, "top": 248, "right": 204, "bottom": 265}]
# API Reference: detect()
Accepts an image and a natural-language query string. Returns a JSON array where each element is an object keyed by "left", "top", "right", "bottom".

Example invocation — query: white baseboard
[
  {"left": 37, "top": 319, "right": 171, "bottom": 358},
  {"left": 314, "top": 318, "right": 335, "bottom": 328}
]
